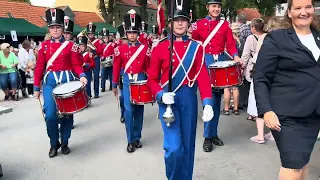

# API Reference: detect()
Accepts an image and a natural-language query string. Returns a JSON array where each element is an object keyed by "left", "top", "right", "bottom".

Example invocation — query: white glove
[
  {"left": 202, "top": 105, "right": 214, "bottom": 122},
  {"left": 162, "top": 92, "right": 176, "bottom": 105}
]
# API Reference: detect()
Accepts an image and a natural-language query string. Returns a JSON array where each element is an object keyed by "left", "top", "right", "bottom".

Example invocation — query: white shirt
[
  {"left": 297, "top": 33, "right": 320, "bottom": 61},
  {"left": 18, "top": 48, "right": 35, "bottom": 72}
]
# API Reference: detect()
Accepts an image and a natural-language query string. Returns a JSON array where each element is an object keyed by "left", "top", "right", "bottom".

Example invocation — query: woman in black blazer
[{"left": 254, "top": 0, "right": 320, "bottom": 179}]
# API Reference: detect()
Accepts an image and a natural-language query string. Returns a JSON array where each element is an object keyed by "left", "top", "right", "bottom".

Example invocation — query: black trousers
[
  {"left": 27, "top": 84, "right": 34, "bottom": 95},
  {"left": 18, "top": 69, "right": 26, "bottom": 89},
  {"left": 239, "top": 78, "right": 250, "bottom": 108}
]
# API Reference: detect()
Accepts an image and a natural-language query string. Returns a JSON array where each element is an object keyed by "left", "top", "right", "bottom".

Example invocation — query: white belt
[
  {"left": 44, "top": 70, "right": 75, "bottom": 85},
  {"left": 128, "top": 73, "right": 138, "bottom": 82}
]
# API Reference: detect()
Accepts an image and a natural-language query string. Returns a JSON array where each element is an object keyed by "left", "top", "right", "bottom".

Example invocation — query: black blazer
[{"left": 254, "top": 27, "right": 320, "bottom": 117}]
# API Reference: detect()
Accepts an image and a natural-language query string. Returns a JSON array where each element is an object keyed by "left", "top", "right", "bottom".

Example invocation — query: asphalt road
[{"left": 0, "top": 90, "right": 319, "bottom": 180}]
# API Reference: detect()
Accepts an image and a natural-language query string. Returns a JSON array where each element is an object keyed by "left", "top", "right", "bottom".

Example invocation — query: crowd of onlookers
[{"left": 0, "top": 38, "right": 38, "bottom": 101}]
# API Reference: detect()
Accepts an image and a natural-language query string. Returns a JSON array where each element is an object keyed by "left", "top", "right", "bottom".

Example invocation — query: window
[
  {"left": 118, "top": 11, "right": 122, "bottom": 20},
  {"left": 146, "top": 13, "right": 149, "bottom": 22},
  {"left": 151, "top": 14, "right": 154, "bottom": 21}
]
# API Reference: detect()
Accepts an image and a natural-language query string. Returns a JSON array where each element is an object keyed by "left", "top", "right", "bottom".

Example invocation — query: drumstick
[
  {"left": 116, "top": 93, "right": 120, "bottom": 112},
  {"left": 38, "top": 98, "right": 45, "bottom": 121}
]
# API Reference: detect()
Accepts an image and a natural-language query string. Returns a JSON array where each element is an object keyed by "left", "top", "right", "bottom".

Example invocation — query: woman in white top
[
  {"left": 18, "top": 40, "right": 35, "bottom": 98},
  {"left": 248, "top": 17, "right": 286, "bottom": 144}
]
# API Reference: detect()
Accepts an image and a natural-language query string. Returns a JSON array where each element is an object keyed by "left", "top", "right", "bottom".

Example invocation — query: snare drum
[
  {"left": 208, "top": 61, "right": 243, "bottom": 88},
  {"left": 52, "top": 81, "right": 89, "bottom": 115},
  {"left": 129, "top": 80, "right": 155, "bottom": 105}
]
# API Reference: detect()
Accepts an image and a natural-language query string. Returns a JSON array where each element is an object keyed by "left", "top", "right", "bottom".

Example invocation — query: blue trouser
[
  {"left": 0, "top": 72, "right": 18, "bottom": 90},
  {"left": 120, "top": 89, "right": 125, "bottom": 117},
  {"left": 84, "top": 70, "right": 93, "bottom": 97},
  {"left": 93, "top": 56, "right": 101, "bottom": 97},
  {"left": 159, "top": 85, "right": 198, "bottom": 180},
  {"left": 203, "top": 53, "right": 225, "bottom": 138},
  {"left": 43, "top": 71, "right": 74, "bottom": 148},
  {"left": 101, "top": 66, "right": 113, "bottom": 90},
  {"left": 123, "top": 73, "right": 145, "bottom": 143}
]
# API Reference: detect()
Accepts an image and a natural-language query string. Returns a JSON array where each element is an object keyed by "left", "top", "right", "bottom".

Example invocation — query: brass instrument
[{"left": 77, "top": 29, "right": 97, "bottom": 51}]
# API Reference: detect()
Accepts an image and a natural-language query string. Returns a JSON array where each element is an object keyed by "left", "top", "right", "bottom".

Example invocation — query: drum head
[
  {"left": 53, "top": 81, "right": 83, "bottom": 95},
  {"left": 210, "top": 61, "right": 236, "bottom": 68},
  {"left": 130, "top": 80, "right": 147, "bottom": 85}
]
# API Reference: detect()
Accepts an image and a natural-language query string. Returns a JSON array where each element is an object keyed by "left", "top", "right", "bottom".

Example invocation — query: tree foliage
[
  {"left": 9, "top": 0, "right": 30, "bottom": 3},
  {"left": 97, "top": 0, "right": 115, "bottom": 23},
  {"left": 136, "top": 0, "right": 148, "bottom": 21}
]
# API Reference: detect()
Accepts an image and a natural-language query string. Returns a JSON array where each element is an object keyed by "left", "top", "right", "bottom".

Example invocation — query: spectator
[
  {"left": 222, "top": 23, "right": 241, "bottom": 115},
  {"left": 241, "top": 18, "right": 265, "bottom": 120},
  {"left": 18, "top": 40, "right": 35, "bottom": 98},
  {"left": 25, "top": 60, "right": 34, "bottom": 97},
  {"left": 0, "top": 43, "right": 19, "bottom": 100},
  {"left": 238, "top": 13, "right": 252, "bottom": 110},
  {"left": 30, "top": 38, "right": 37, "bottom": 49}
]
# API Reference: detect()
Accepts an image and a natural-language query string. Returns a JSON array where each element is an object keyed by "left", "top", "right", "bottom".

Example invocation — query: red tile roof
[
  {"left": 237, "top": 8, "right": 261, "bottom": 21},
  {"left": 0, "top": 0, "right": 46, "bottom": 27},
  {"left": 116, "top": 0, "right": 157, "bottom": 10},
  {"left": 0, "top": 0, "right": 104, "bottom": 28},
  {"left": 73, "top": 11, "right": 104, "bottom": 27}
]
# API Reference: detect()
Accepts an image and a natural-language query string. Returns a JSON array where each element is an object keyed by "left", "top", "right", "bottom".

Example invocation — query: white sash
[
  {"left": 82, "top": 52, "right": 88, "bottom": 57},
  {"left": 46, "top": 41, "right": 70, "bottom": 70},
  {"left": 203, "top": 20, "right": 224, "bottom": 48},
  {"left": 124, "top": 45, "right": 145, "bottom": 73},
  {"left": 103, "top": 42, "right": 112, "bottom": 54},
  {"left": 92, "top": 39, "right": 99, "bottom": 45}
]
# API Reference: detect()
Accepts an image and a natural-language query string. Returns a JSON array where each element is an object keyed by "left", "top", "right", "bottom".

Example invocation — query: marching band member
[
  {"left": 78, "top": 36, "right": 95, "bottom": 99},
  {"left": 147, "top": 0, "right": 214, "bottom": 179},
  {"left": 86, "top": 22, "right": 103, "bottom": 98},
  {"left": 192, "top": 0, "right": 242, "bottom": 152},
  {"left": 34, "top": 8, "right": 87, "bottom": 158},
  {"left": 112, "top": 10, "right": 151, "bottom": 153},
  {"left": 139, "top": 21, "right": 150, "bottom": 47},
  {"left": 63, "top": 16, "right": 74, "bottom": 41},
  {"left": 101, "top": 28, "right": 115, "bottom": 92},
  {"left": 116, "top": 24, "right": 127, "bottom": 123}
]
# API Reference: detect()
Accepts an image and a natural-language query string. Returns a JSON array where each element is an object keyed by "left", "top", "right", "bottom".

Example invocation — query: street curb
[{"left": 0, "top": 106, "right": 13, "bottom": 115}]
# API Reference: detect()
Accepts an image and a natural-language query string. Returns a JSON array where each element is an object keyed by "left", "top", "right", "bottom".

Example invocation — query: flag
[{"left": 157, "top": 0, "right": 165, "bottom": 35}]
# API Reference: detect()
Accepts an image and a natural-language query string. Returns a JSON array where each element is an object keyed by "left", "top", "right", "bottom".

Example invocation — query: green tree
[
  {"left": 97, "top": 0, "right": 115, "bottom": 23},
  {"left": 9, "top": 0, "right": 30, "bottom": 3},
  {"left": 254, "top": 0, "right": 281, "bottom": 17},
  {"left": 136, "top": 0, "right": 148, "bottom": 21}
]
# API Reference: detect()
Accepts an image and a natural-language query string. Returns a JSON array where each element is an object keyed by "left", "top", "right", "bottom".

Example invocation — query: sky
[{"left": 30, "top": 0, "right": 56, "bottom": 7}]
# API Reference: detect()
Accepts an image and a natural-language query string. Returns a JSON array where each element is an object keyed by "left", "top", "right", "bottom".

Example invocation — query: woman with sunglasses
[
  {"left": 34, "top": 8, "right": 87, "bottom": 158},
  {"left": 0, "top": 43, "right": 19, "bottom": 100}
]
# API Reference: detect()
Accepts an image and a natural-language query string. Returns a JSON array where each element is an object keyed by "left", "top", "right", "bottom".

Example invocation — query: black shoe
[
  {"left": 61, "top": 145, "right": 71, "bottom": 155},
  {"left": 49, "top": 142, "right": 61, "bottom": 158},
  {"left": 134, "top": 140, "right": 142, "bottom": 148},
  {"left": 94, "top": 96, "right": 99, "bottom": 99},
  {"left": 212, "top": 137, "right": 224, "bottom": 146},
  {"left": 127, "top": 143, "right": 135, "bottom": 153},
  {"left": 120, "top": 116, "right": 125, "bottom": 123},
  {"left": 101, "top": 89, "right": 105, "bottom": 92},
  {"left": 22, "top": 89, "right": 27, "bottom": 98},
  {"left": 4, "top": 95, "right": 9, "bottom": 101},
  {"left": 203, "top": 138, "right": 214, "bottom": 152},
  {"left": 72, "top": 125, "right": 75, "bottom": 129},
  {"left": 0, "top": 163, "right": 3, "bottom": 177}
]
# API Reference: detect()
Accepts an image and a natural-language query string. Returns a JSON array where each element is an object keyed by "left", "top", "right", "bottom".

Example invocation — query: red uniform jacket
[
  {"left": 147, "top": 38, "right": 213, "bottom": 106},
  {"left": 192, "top": 17, "right": 238, "bottom": 57},
  {"left": 102, "top": 42, "right": 115, "bottom": 58},
  {"left": 112, "top": 42, "right": 151, "bottom": 88},
  {"left": 91, "top": 38, "right": 103, "bottom": 56},
  {"left": 82, "top": 51, "right": 95, "bottom": 72},
  {"left": 34, "top": 39, "right": 85, "bottom": 89}
]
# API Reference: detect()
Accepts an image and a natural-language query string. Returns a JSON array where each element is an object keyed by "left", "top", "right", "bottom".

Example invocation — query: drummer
[
  {"left": 112, "top": 9, "right": 151, "bottom": 153},
  {"left": 78, "top": 36, "right": 95, "bottom": 99},
  {"left": 191, "top": 0, "right": 243, "bottom": 152},
  {"left": 34, "top": 8, "right": 87, "bottom": 158},
  {"left": 63, "top": 16, "right": 74, "bottom": 41},
  {"left": 101, "top": 28, "right": 115, "bottom": 92}
]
